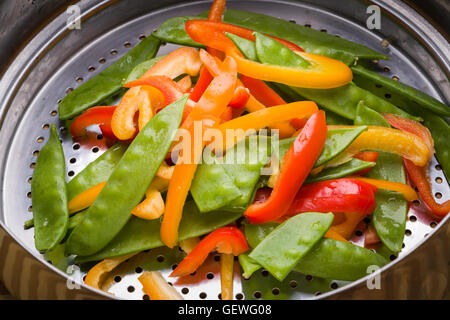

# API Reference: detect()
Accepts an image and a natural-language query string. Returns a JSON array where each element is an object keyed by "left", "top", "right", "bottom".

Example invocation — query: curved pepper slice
[
  {"left": 139, "top": 271, "right": 184, "bottom": 300},
  {"left": 349, "top": 176, "right": 418, "bottom": 202},
  {"left": 161, "top": 55, "right": 237, "bottom": 248},
  {"left": 285, "top": 178, "right": 377, "bottom": 217},
  {"left": 131, "top": 188, "right": 165, "bottom": 220},
  {"left": 70, "top": 106, "right": 117, "bottom": 140},
  {"left": 68, "top": 181, "right": 106, "bottom": 214},
  {"left": 339, "top": 126, "right": 431, "bottom": 167},
  {"left": 353, "top": 151, "right": 379, "bottom": 175},
  {"left": 244, "top": 110, "right": 328, "bottom": 224},
  {"left": 170, "top": 226, "right": 248, "bottom": 277}
]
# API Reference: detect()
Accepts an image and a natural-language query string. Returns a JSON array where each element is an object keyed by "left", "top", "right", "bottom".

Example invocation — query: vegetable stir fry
[{"left": 27, "top": 0, "right": 449, "bottom": 300}]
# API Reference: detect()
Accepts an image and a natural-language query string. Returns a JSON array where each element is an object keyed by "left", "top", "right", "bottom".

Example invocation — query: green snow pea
[
  {"left": 66, "top": 95, "right": 188, "bottom": 256},
  {"left": 77, "top": 201, "right": 243, "bottom": 262},
  {"left": 354, "top": 101, "right": 390, "bottom": 127},
  {"left": 305, "top": 158, "right": 375, "bottom": 183},
  {"left": 226, "top": 33, "right": 257, "bottom": 61},
  {"left": 249, "top": 212, "right": 334, "bottom": 281},
  {"left": 59, "top": 35, "right": 161, "bottom": 120},
  {"left": 278, "top": 126, "right": 367, "bottom": 168},
  {"left": 153, "top": 16, "right": 205, "bottom": 48},
  {"left": 44, "top": 244, "right": 75, "bottom": 273},
  {"left": 31, "top": 124, "right": 69, "bottom": 252},
  {"left": 67, "top": 143, "right": 127, "bottom": 201},
  {"left": 238, "top": 254, "right": 262, "bottom": 279},
  {"left": 190, "top": 153, "right": 242, "bottom": 213},
  {"left": 352, "top": 66, "right": 450, "bottom": 180},
  {"left": 352, "top": 64, "right": 450, "bottom": 117},
  {"left": 244, "top": 222, "right": 388, "bottom": 281},
  {"left": 254, "top": 32, "right": 310, "bottom": 68},
  {"left": 125, "top": 56, "right": 164, "bottom": 83},
  {"left": 356, "top": 107, "right": 407, "bottom": 253}
]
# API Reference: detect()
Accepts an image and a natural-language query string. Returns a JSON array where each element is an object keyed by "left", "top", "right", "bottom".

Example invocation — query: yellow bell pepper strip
[
  {"left": 138, "top": 271, "right": 184, "bottom": 300},
  {"left": 335, "top": 125, "right": 431, "bottom": 167},
  {"left": 220, "top": 253, "right": 235, "bottom": 300},
  {"left": 349, "top": 176, "right": 418, "bottom": 202},
  {"left": 68, "top": 181, "right": 106, "bottom": 214},
  {"left": 131, "top": 189, "right": 165, "bottom": 220},
  {"left": 84, "top": 252, "right": 137, "bottom": 290},
  {"left": 160, "top": 55, "right": 238, "bottom": 248},
  {"left": 179, "top": 237, "right": 201, "bottom": 254},
  {"left": 215, "top": 101, "right": 319, "bottom": 152},
  {"left": 324, "top": 229, "right": 348, "bottom": 242},
  {"left": 139, "top": 47, "right": 202, "bottom": 80},
  {"left": 244, "top": 94, "right": 296, "bottom": 138},
  {"left": 226, "top": 47, "right": 352, "bottom": 89}
]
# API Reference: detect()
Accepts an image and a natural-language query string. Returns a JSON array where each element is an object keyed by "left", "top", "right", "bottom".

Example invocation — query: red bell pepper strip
[
  {"left": 403, "top": 159, "right": 450, "bottom": 218},
  {"left": 190, "top": 68, "right": 214, "bottom": 102},
  {"left": 227, "top": 85, "right": 249, "bottom": 108},
  {"left": 285, "top": 178, "right": 377, "bottom": 217},
  {"left": 170, "top": 226, "right": 248, "bottom": 277},
  {"left": 240, "top": 75, "right": 286, "bottom": 107},
  {"left": 185, "top": 20, "right": 304, "bottom": 52},
  {"left": 353, "top": 151, "right": 379, "bottom": 175},
  {"left": 70, "top": 106, "right": 117, "bottom": 140},
  {"left": 206, "top": 0, "right": 227, "bottom": 59},
  {"left": 244, "top": 110, "right": 328, "bottom": 224}
]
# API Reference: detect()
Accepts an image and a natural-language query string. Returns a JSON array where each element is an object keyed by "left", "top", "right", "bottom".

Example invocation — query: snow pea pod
[
  {"left": 31, "top": 125, "right": 69, "bottom": 252},
  {"left": 244, "top": 221, "right": 387, "bottom": 281},
  {"left": 190, "top": 154, "right": 242, "bottom": 213},
  {"left": 76, "top": 201, "right": 243, "bottom": 262},
  {"left": 67, "top": 143, "right": 127, "bottom": 201},
  {"left": 356, "top": 107, "right": 407, "bottom": 253},
  {"left": 278, "top": 126, "right": 367, "bottom": 168},
  {"left": 249, "top": 212, "right": 334, "bottom": 281},
  {"left": 305, "top": 158, "right": 375, "bottom": 183},
  {"left": 66, "top": 95, "right": 187, "bottom": 256},
  {"left": 354, "top": 101, "right": 390, "bottom": 127},
  {"left": 352, "top": 64, "right": 450, "bottom": 117},
  {"left": 125, "top": 56, "right": 164, "bottom": 83},
  {"left": 59, "top": 35, "right": 161, "bottom": 120},
  {"left": 352, "top": 66, "right": 450, "bottom": 180},
  {"left": 153, "top": 16, "right": 204, "bottom": 48}
]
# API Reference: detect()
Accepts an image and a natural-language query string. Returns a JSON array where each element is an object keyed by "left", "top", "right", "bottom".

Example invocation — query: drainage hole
[
  {"left": 430, "top": 221, "right": 437, "bottom": 228},
  {"left": 272, "top": 288, "right": 280, "bottom": 295},
  {"left": 69, "top": 158, "right": 76, "bottom": 164},
  {"left": 206, "top": 272, "right": 214, "bottom": 280},
  {"left": 330, "top": 282, "right": 339, "bottom": 290},
  {"left": 142, "top": 294, "right": 149, "bottom": 300},
  {"left": 181, "top": 287, "right": 189, "bottom": 295},
  {"left": 127, "top": 286, "right": 135, "bottom": 293},
  {"left": 435, "top": 192, "right": 442, "bottom": 199},
  {"left": 235, "top": 293, "right": 244, "bottom": 300},
  {"left": 36, "top": 137, "right": 44, "bottom": 143},
  {"left": 435, "top": 177, "right": 442, "bottom": 184},
  {"left": 253, "top": 291, "right": 262, "bottom": 299},
  {"left": 135, "top": 266, "right": 143, "bottom": 273},
  {"left": 92, "top": 146, "right": 99, "bottom": 153},
  {"left": 76, "top": 77, "right": 83, "bottom": 83},
  {"left": 114, "top": 275, "right": 121, "bottom": 283},
  {"left": 99, "top": 58, "right": 106, "bottom": 64},
  {"left": 409, "top": 215, "right": 417, "bottom": 222},
  {"left": 289, "top": 280, "right": 297, "bottom": 288},
  {"left": 156, "top": 255, "right": 164, "bottom": 263},
  {"left": 88, "top": 66, "right": 96, "bottom": 72},
  {"left": 42, "top": 124, "right": 50, "bottom": 130},
  {"left": 199, "top": 292, "right": 207, "bottom": 299},
  {"left": 68, "top": 171, "right": 75, "bottom": 177}
]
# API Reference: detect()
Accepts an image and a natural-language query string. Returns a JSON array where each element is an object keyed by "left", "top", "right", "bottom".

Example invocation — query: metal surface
[{"left": 0, "top": 0, "right": 448, "bottom": 300}]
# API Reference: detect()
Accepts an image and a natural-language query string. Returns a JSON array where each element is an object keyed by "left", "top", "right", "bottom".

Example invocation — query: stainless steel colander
[{"left": 0, "top": 0, "right": 449, "bottom": 300}]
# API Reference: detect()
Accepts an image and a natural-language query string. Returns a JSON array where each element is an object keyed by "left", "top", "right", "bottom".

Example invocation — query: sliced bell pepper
[
  {"left": 185, "top": 19, "right": 304, "bottom": 52},
  {"left": 220, "top": 253, "right": 235, "bottom": 300},
  {"left": 338, "top": 126, "right": 431, "bottom": 167},
  {"left": 70, "top": 106, "right": 117, "bottom": 140},
  {"left": 227, "top": 85, "right": 249, "bottom": 109},
  {"left": 350, "top": 176, "right": 418, "bottom": 202},
  {"left": 139, "top": 47, "right": 202, "bottom": 80},
  {"left": 330, "top": 212, "right": 367, "bottom": 240},
  {"left": 176, "top": 75, "right": 192, "bottom": 93},
  {"left": 285, "top": 178, "right": 377, "bottom": 217},
  {"left": 131, "top": 188, "right": 165, "bottom": 220},
  {"left": 403, "top": 159, "right": 450, "bottom": 218},
  {"left": 170, "top": 226, "right": 248, "bottom": 277},
  {"left": 240, "top": 74, "right": 286, "bottom": 107},
  {"left": 139, "top": 271, "right": 184, "bottom": 300},
  {"left": 161, "top": 55, "right": 237, "bottom": 248},
  {"left": 244, "top": 110, "right": 327, "bottom": 224},
  {"left": 353, "top": 151, "right": 379, "bottom": 175},
  {"left": 190, "top": 67, "right": 214, "bottom": 102},
  {"left": 179, "top": 237, "right": 201, "bottom": 254},
  {"left": 325, "top": 229, "right": 349, "bottom": 242},
  {"left": 68, "top": 181, "right": 106, "bottom": 214},
  {"left": 84, "top": 252, "right": 137, "bottom": 290}
]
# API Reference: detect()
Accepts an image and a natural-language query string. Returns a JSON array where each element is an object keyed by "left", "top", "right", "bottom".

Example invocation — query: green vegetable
[
  {"left": 238, "top": 254, "right": 262, "bottom": 279},
  {"left": 190, "top": 153, "right": 242, "bottom": 213},
  {"left": 76, "top": 201, "right": 242, "bottom": 262},
  {"left": 31, "top": 125, "right": 69, "bottom": 252},
  {"left": 354, "top": 101, "right": 390, "bottom": 127},
  {"left": 254, "top": 32, "right": 310, "bottom": 68},
  {"left": 352, "top": 64, "right": 450, "bottom": 117},
  {"left": 356, "top": 107, "right": 407, "bottom": 253},
  {"left": 305, "top": 158, "right": 375, "bottom": 183},
  {"left": 153, "top": 16, "right": 204, "bottom": 48},
  {"left": 59, "top": 35, "right": 161, "bottom": 120},
  {"left": 125, "top": 56, "right": 164, "bottom": 83},
  {"left": 44, "top": 244, "right": 75, "bottom": 273},
  {"left": 278, "top": 126, "right": 367, "bottom": 167},
  {"left": 66, "top": 95, "right": 188, "bottom": 256},
  {"left": 67, "top": 143, "right": 127, "bottom": 201},
  {"left": 226, "top": 33, "right": 257, "bottom": 60},
  {"left": 249, "top": 212, "right": 334, "bottom": 281}
]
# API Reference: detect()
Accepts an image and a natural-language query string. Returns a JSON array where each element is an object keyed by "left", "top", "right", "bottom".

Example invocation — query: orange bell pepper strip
[
  {"left": 68, "top": 181, "right": 106, "bottom": 214},
  {"left": 161, "top": 55, "right": 238, "bottom": 248},
  {"left": 170, "top": 226, "right": 248, "bottom": 277},
  {"left": 139, "top": 271, "right": 184, "bottom": 300},
  {"left": 403, "top": 159, "right": 450, "bottom": 218},
  {"left": 220, "top": 253, "right": 235, "bottom": 300},
  {"left": 139, "top": 47, "right": 202, "bottom": 80},
  {"left": 176, "top": 75, "right": 192, "bottom": 93},
  {"left": 84, "top": 252, "right": 137, "bottom": 290},
  {"left": 353, "top": 151, "right": 379, "bottom": 175},
  {"left": 207, "top": 0, "right": 226, "bottom": 22},
  {"left": 244, "top": 110, "right": 328, "bottom": 224},
  {"left": 226, "top": 46, "right": 353, "bottom": 89},
  {"left": 324, "top": 229, "right": 348, "bottom": 242},
  {"left": 185, "top": 19, "right": 304, "bottom": 53},
  {"left": 338, "top": 126, "right": 431, "bottom": 167},
  {"left": 131, "top": 188, "right": 165, "bottom": 220},
  {"left": 330, "top": 212, "right": 367, "bottom": 240},
  {"left": 349, "top": 176, "right": 418, "bottom": 202}
]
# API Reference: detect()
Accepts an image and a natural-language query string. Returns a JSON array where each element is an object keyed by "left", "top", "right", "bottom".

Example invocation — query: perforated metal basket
[{"left": 0, "top": 0, "right": 449, "bottom": 300}]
